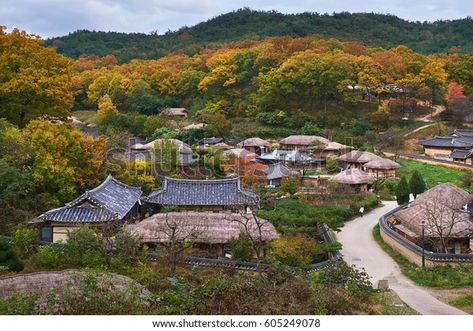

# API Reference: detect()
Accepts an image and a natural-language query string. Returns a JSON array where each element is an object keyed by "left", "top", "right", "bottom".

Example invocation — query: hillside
[{"left": 46, "top": 8, "right": 473, "bottom": 62}]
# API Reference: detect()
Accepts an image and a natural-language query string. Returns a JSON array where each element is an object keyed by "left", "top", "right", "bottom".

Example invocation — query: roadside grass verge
[
  {"left": 449, "top": 295, "right": 473, "bottom": 313},
  {"left": 373, "top": 224, "right": 473, "bottom": 288}
]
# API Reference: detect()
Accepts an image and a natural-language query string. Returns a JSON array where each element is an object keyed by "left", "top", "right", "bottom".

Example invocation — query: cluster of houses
[{"left": 418, "top": 129, "right": 473, "bottom": 164}]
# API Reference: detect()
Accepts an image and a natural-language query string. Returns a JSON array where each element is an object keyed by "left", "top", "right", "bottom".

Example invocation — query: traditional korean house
[
  {"left": 258, "top": 149, "right": 318, "bottom": 165},
  {"left": 144, "top": 177, "right": 259, "bottom": 213},
  {"left": 330, "top": 168, "right": 374, "bottom": 193},
  {"left": 392, "top": 183, "right": 473, "bottom": 254},
  {"left": 130, "top": 138, "right": 194, "bottom": 166},
  {"left": 199, "top": 137, "right": 223, "bottom": 147},
  {"left": 451, "top": 149, "right": 473, "bottom": 164},
  {"left": 29, "top": 175, "right": 142, "bottom": 243},
  {"left": 279, "top": 135, "right": 350, "bottom": 158},
  {"left": 162, "top": 107, "right": 188, "bottom": 118},
  {"left": 127, "top": 212, "right": 278, "bottom": 258},
  {"left": 418, "top": 136, "right": 473, "bottom": 158},
  {"left": 263, "top": 163, "right": 297, "bottom": 187},
  {"left": 363, "top": 158, "right": 400, "bottom": 178},
  {"left": 238, "top": 137, "right": 271, "bottom": 156},
  {"left": 337, "top": 150, "right": 382, "bottom": 169}
]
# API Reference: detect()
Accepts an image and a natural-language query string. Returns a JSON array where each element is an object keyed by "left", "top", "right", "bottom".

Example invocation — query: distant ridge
[{"left": 45, "top": 8, "right": 473, "bottom": 62}]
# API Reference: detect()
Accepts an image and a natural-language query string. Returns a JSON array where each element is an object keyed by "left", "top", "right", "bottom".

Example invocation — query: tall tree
[
  {"left": 0, "top": 27, "right": 73, "bottom": 127},
  {"left": 409, "top": 170, "right": 426, "bottom": 198},
  {"left": 395, "top": 176, "right": 410, "bottom": 205}
]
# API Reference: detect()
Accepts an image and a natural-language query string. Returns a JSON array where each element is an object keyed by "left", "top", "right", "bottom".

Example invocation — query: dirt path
[
  {"left": 337, "top": 201, "right": 467, "bottom": 315},
  {"left": 416, "top": 105, "right": 446, "bottom": 123}
]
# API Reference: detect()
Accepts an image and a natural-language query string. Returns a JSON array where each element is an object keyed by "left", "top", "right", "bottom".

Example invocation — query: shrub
[
  {"left": 34, "top": 245, "right": 63, "bottom": 269},
  {"left": 0, "top": 239, "right": 24, "bottom": 272},
  {"left": 268, "top": 234, "right": 322, "bottom": 268},
  {"left": 63, "top": 227, "right": 105, "bottom": 268},
  {"left": 325, "top": 156, "right": 338, "bottom": 173},
  {"left": 12, "top": 226, "right": 38, "bottom": 260},
  {"left": 409, "top": 170, "right": 426, "bottom": 198},
  {"left": 229, "top": 234, "right": 253, "bottom": 262}
]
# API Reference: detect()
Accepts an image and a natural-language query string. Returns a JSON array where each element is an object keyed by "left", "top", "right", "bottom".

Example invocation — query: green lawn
[
  {"left": 373, "top": 224, "right": 473, "bottom": 288},
  {"left": 395, "top": 159, "right": 471, "bottom": 192}
]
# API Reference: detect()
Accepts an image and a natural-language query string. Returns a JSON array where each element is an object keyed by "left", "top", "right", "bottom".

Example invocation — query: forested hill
[{"left": 46, "top": 8, "right": 473, "bottom": 62}]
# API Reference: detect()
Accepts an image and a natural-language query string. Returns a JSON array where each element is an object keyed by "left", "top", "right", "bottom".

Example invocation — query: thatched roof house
[
  {"left": 337, "top": 150, "right": 382, "bottom": 164},
  {"left": 280, "top": 135, "right": 330, "bottom": 147},
  {"left": 393, "top": 183, "right": 473, "bottom": 253},
  {"left": 130, "top": 138, "right": 192, "bottom": 154},
  {"left": 363, "top": 158, "right": 400, "bottom": 178},
  {"left": 279, "top": 135, "right": 349, "bottom": 157},
  {"left": 331, "top": 169, "right": 374, "bottom": 185},
  {"left": 127, "top": 212, "right": 278, "bottom": 245},
  {"left": 238, "top": 137, "right": 271, "bottom": 155},
  {"left": 30, "top": 175, "right": 142, "bottom": 242},
  {"left": 162, "top": 107, "right": 188, "bottom": 117},
  {"left": 144, "top": 177, "right": 259, "bottom": 211}
]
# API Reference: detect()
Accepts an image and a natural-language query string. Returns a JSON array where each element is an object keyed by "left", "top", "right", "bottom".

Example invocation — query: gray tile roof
[
  {"left": 145, "top": 177, "right": 259, "bottom": 207},
  {"left": 451, "top": 149, "right": 473, "bottom": 159},
  {"left": 450, "top": 129, "right": 473, "bottom": 137},
  {"left": 418, "top": 136, "right": 473, "bottom": 148},
  {"left": 35, "top": 175, "right": 142, "bottom": 224},
  {"left": 265, "top": 163, "right": 297, "bottom": 180}
]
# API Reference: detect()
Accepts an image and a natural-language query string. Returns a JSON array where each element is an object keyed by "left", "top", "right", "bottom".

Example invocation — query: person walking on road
[{"left": 359, "top": 206, "right": 364, "bottom": 218}]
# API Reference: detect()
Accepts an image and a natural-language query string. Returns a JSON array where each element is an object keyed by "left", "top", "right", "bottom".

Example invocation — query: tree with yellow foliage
[
  {"left": 97, "top": 95, "right": 119, "bottom": 124},
  {"left": 0, "top": 27, "right": 73, "bottom": 127}
]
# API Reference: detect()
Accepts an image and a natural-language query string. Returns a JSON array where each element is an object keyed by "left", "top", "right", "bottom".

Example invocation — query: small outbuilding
[
  {"left": 337, "top": 150, "right": 383, "bottom": 169},
  {"left": 162, "top": 107, "right": 188, "bottom": 118}
]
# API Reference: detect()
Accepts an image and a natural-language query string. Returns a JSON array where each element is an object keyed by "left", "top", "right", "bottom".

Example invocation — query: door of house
[{"left": 455, "top": 242, "right": 461, "bottom": 254}]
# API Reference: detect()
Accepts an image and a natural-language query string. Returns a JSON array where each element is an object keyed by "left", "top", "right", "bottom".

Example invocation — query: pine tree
[
  {"left": 409, "top": 170, "right": 426, "bottom": 198},
  {"left": 395, "top": 176, "right": 410, "bottom": 205}
]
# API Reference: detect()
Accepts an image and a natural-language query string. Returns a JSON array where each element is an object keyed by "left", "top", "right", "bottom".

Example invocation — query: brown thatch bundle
[
  {"left": 363, "top": 158, "right": 400, "bottom": 170},
  {"left": 238, "top": 137, "right": 271, "bottom": 147},
  {"left": 127, "top": 212, "right": 279, "bottom": 244},
  {"left": 337, "top": 150, "right": 382, "bottom": 163},
  {"left": 394, "top": 183, "right": 473, "bottom": 238},
  {"left": 330, "top": 168, "right": 374, "bottom": 184}
]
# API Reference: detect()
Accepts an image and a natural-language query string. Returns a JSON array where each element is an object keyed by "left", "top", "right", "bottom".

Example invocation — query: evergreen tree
[
  {"left": 409, "top": 170, "right": 426, "bottom": 198},
  {"left": 395, "top": 177, "right": 410, "bottom": 205},
  {"left": 0, "top": 239, "right": 24, "bottom": 272}
]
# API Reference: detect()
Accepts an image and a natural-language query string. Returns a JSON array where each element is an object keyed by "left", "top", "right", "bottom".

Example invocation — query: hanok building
[
  {"left": 130, "top": 138, "right": 194, "bottom": 166},
  {"left": 279, "top": 135, "right": 349, "bottom": 158},
  {"left": 258, "top": 149, "right": 318, "bottom": 166},
  {"left": 391, "top": 183, "right": 473, "bottom": 254},
  {"left": 363, "top": 158, "right": 400, "bottom": 179},
  {"left": 127, "top": 212, "right": 278, "bottom": 259},
  {"left": 337, "top": 150, "right": 383, "bottom": 169},
  {"left": 162, "top": 107, "right": 188, "bottom": 118},
  {"left": 262, "top": 163, "right": 297, "bottom": 187},
  {"left": 418, "top": 129, "right": 473, "bottom": 159},
  {"left": 238, "top": 137, "right": 271, "bottom": 156},
  {"left": 144, "top": 177, "right": 259, "bottom": 213},
  {"left": 30, "top": 175, "right": 142, "bottom": 243},
  {"left": 330, "top": 168, "right": 374, "bottom": 193}
]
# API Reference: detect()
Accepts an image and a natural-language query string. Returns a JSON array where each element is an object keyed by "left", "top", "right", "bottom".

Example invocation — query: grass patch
[
  {"left": 450, "top": 294, "right": 473, "bottom": 308},
  {"left": 373, "top": 224, "right": 473, "bottom": 288},
  {"left": 395, "top": 159, "right": 471, "bottom": 192},
  {"left": 374, "top": 291, "right": 418, "bottom": 315}
]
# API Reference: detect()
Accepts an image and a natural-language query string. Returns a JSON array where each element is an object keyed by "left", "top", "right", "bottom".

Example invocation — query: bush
[
  {"left": 229, "top": 234, "right": 253, "bottom": 262},
  {"left": 63, "top": 227, "right": 105, "bottom": 268},
  {"left": 395, "top": 176, "right": 410, "bottom": 205},
  {"left": 0, "top": 239, "right": 24, "bottom": 272},
  {"left": 34, "top": 245, "right": 63, "bottom": 269},
  {"left": 12, "top": 226, "right": 38, "bottom": 260},
  {"left": 268, "top": 234, "right": 322, "bottom": 268}
]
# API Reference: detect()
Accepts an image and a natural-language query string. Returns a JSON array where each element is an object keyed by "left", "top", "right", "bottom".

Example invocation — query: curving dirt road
[{"left": 337, "top": 201, "right": 467, "bottom": 315}]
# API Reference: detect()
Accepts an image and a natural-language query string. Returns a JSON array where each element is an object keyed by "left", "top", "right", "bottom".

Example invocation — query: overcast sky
[{"left": 2, "top": 0, "right": 472, "bottom": 38}]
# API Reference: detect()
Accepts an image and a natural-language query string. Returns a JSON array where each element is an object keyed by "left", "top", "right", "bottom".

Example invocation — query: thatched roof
[
  {"left": 330, "top": 169, "right": 374, "bottom": 185},
  {"left": 162, "top": 107, "right": 188, "bottom": 116},
  {"left": 394, "top": 183, "right": 473, "bottom": 238},
  {"left": 363, "top": 158, "right": 401, "bottom": 170},
  {"left": 280, "top": 135, "right": 330, "bottom": 146},
  {"left": 224, "top": 148, "right": 256, "bottom": 160},
  {"left": 131, "top": 138, "right": 192, "bottom": 154},
  {"left": 337, "top": 150, "right": 382, "bottom": 163},
  {"left": 238, "top": 137, "right": 271, "bottom": 147},
  {"left": 127, "top": 212, "right": 279, "bottom": 244},
  {"left": 324, "top": 141, "right": 351, "bottom": 151}
]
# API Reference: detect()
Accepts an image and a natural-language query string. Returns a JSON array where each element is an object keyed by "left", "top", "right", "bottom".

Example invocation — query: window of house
[{"left": 41, "top": 227, "right": 52, "bottom": 242}]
